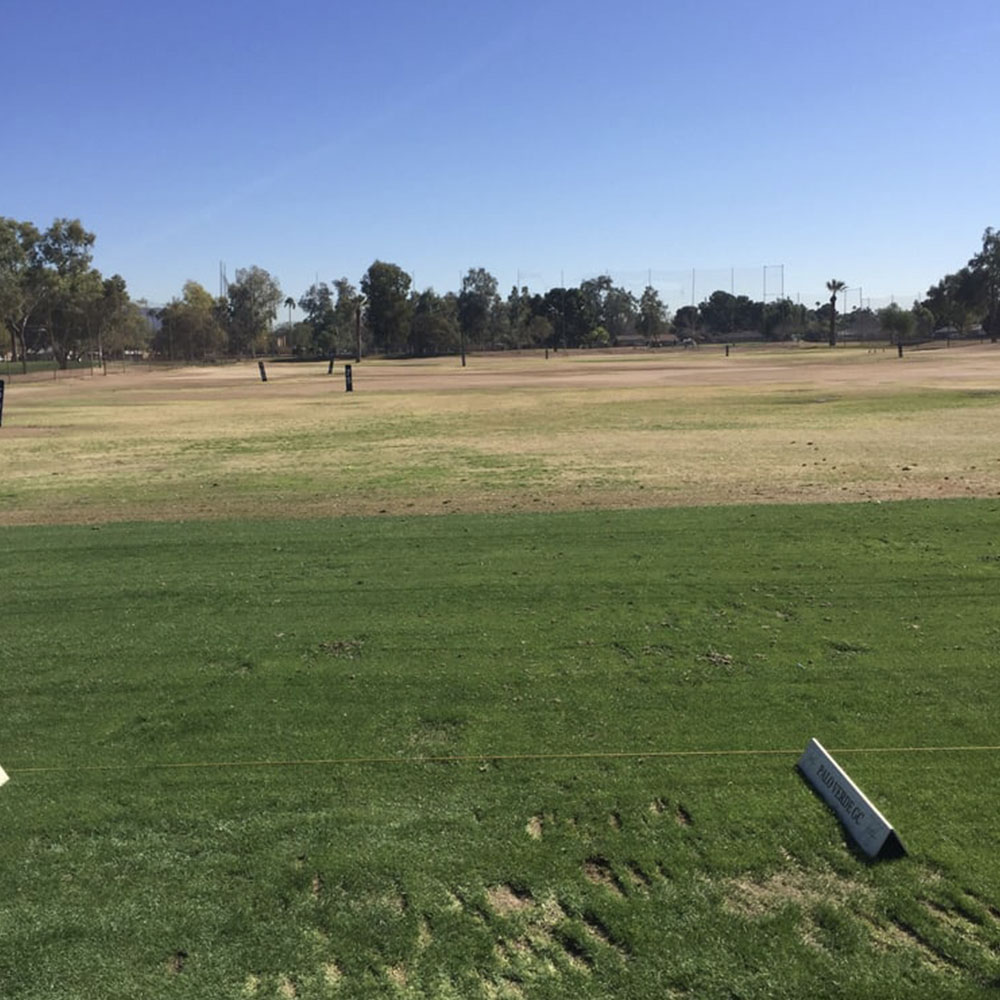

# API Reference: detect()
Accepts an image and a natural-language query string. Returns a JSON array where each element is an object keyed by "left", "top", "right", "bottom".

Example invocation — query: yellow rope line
[{"left": 9, "top": 744, "right": 1000, "bottom": 775}]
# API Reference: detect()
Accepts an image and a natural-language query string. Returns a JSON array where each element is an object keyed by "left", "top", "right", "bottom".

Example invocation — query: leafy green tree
[
  {"left": 697, "top": 291, "right": 767, "bottom": 336},
  {"left": 878, "top": 303, "right": 916, "bottom": 345},
  {"left": 924, "top": 267, "right": 985, "bottom": 334},
  {"left": 36, "top": 219, "right": 102, "bottom": 368},
  {"left": 526, "top": 313, "right": 553, "bottom": 347},
  {"left": 636, "top": 285, "right": 668, "bottom": 342},
  {"left": 107, "top": 301, "right": 153, "bottom": 358},
  {"left": 155, "top": 281, "right": 226, "bottom": 360},
  {"left": 541, "top": 287, "right": 594, "bottom": 348},
  {"left": 826, "top": 279, "right": 847, "bottom": 347},
  {"left": 298, "top": 282, "right": 336, "bottom": 354},
  {"left": 672, "top": 305, "right": 700, "bottom": 338},
  {"left": 578, "top": 275, "right": 612, "bottom": 332},
  {"left": 458, "top": 267, "right": 500, "bottom": 351},
  {"left": 583, "top": 324, "right": 611, "bottom": 347},
  {"left": 911, "top": 301, "right": 935, "bottom": 340},
  {"left": 504, "top": 285, "right": 533, "bottom": 349},
  {"left": 698, "top": 290, "right": 737, "bottom": 335},
  {"left": 602, "top": 285, "right": 637, "bottom": 343},
  {"left": 225, "top": 266, "right": 282, "bottom": 356},
  {"left": 761, "top": 297, "right": 805, "bottom": 340},
  {"left": 410, "top": 289, "right": 460, "bottom": 355},
  {"left": 87, "top": 274, "right": 132, "bottom": 365},
  {"left": 0, "top": 218, "right": 43, "bottom": 370},
  {"left": 361, "top": 261, "right": 412, "bottom": 355},
  {"left": 0, "top": 218, "right": 105, "bottom": 368},
  {"left": 969, "top": 227, "right": 1000, "bottom": 342},
  {"left": 331, "top": 278, "right": 364, "bottom": 355}
]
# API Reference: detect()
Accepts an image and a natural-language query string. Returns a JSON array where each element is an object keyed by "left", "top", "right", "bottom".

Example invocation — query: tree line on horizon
[{"left": 2, "top": 217, "right": 998, "bottom": 369}]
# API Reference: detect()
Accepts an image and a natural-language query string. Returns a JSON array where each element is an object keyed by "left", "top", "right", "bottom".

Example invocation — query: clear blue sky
[{"left": 5, "top": 0, "right": 999, "bottom": 311}]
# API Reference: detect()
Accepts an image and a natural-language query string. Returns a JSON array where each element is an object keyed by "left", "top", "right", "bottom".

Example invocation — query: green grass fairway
[{"left": 3, "top": 501, "right": 1000, "bottom": 998}]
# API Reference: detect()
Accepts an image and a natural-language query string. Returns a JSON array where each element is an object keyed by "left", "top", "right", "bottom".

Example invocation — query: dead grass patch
[
  {"left": 923, "top": 899, "right": 984, "bottom": 942},
  {"left": 624, "top": 863, "right": 652, "bottom": 890},
  {"left": 868, "top": 919, "right": 960, "bottom": 972},
  {"left": 583, "top": 857, "right": 626, "bottom": 897},
  {"left": 481, "top": 978, "right": 525, "bottom": 999},
  {"left": 525, "top": 815, "right": 543, "bottom": 840},
  {"left": 317, "top": 639, "right": 363, "bottom": 659},
  {"left": 165, "top": 950, "right": 187, "bottom": 974},
  {"left": 581, "top": 912, "right": 628, "bottom": 958},
  {"left": 725, "top": 866, "right": 871, "bottom": 918},
  {"left": 6, "top": 347, "right": 1000, "bottom": 526},
  {"left": 487, "top": 884, "right": 534, "bottom": 916}
]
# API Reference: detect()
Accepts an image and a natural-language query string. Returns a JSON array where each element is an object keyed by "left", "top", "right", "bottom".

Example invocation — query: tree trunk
[
  {"left": 828, "top": 295, "right": 837, "bottom": 347},
  {"left": 15, "top": 321, "right": 28, "bottom": 374}
]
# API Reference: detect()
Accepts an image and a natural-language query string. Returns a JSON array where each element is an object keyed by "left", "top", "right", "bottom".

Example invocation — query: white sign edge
[
  {"left": 798, "top": 738, "right": 904, "bottom": 859},
  {"left": 0, "top": 764, "right": 8, "bottom": 787}
]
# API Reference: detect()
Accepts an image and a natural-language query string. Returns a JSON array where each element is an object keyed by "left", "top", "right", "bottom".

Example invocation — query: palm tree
[
  {"left": 283, "top": 296, "right": 295, "bottom": 351},
  {"left": 826, "top": 279, "right": 846, "bottom": 347}
]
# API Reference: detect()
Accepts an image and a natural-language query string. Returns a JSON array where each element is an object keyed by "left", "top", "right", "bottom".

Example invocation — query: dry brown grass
[{"left": 3, "top": 344, "right": 1000, "bottom": 525}]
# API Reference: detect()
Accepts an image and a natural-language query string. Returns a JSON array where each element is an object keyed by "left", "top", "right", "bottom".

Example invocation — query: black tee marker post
[
  {"left": 344, "top": 364, "right": 353, "bottom": 392},
  {"left": 0, "top": 378, "right": 5, "bottom": 427},
  {"left": 328, "top": 355, "right": 335, "bottom": 375},
  {"left": 258, "top": 361, "right": 268, "bottom": 382}
]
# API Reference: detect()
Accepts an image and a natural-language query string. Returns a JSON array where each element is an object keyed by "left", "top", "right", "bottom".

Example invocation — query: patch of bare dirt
[
  {"left": 583, "top": 857, "right": 625, "bottom": 897},
  {"left": 166, "top": 950, "right": 187, "bottom": 974},
  {"left": 317, "top": 639, "right": 364, "bottom": 659},
  {"left": 487, "top": 884, "right": 534, "bottom": 916}
]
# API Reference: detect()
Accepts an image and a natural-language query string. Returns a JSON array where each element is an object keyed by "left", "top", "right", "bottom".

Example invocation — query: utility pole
[{"left": 355, "top": 302, "right": 362, "bottom": 363}]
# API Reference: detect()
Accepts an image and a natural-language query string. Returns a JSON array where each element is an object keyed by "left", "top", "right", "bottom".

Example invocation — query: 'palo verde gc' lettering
[{"left": 798, "top": 739, "right": 906, "bottom": 859}]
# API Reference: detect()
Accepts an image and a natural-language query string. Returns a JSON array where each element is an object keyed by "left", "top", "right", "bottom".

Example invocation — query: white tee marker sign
[
  {"left": 0, "top": 765, "right": 8, "bottom": 788},
  {"left": 798, "top": 738, "right": 906, "bottom": 860}
]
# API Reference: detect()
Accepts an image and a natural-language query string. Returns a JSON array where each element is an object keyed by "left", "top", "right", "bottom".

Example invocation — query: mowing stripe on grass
[{"left": 9, "top": 743, "right": 1000, "bottom": 776}]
